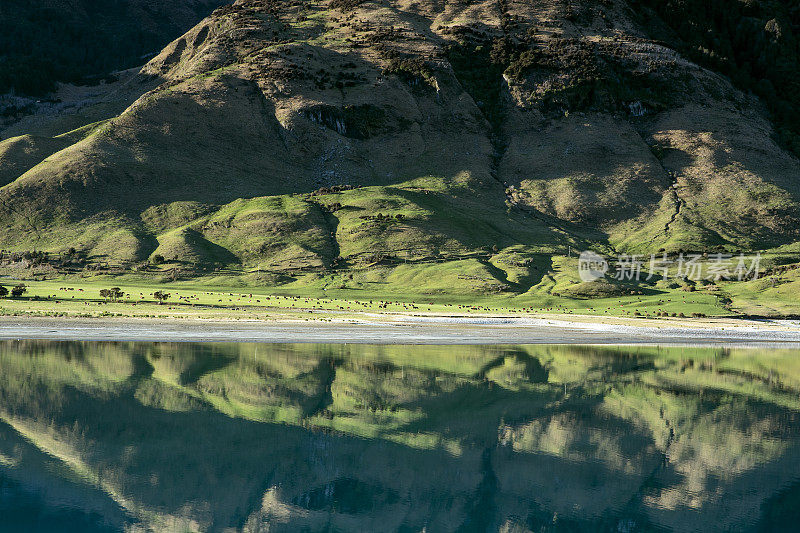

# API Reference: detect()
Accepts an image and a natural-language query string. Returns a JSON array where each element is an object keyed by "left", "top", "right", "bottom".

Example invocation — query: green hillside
[{"left": 1, "top": 0, "right": 799, "bottom": 312}]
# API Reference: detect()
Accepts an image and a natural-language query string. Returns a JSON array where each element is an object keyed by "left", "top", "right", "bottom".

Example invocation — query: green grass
[
  {"left": 203, "top": 195, "right": 333, "bottom": 270},
  {"left": 0, "top": 272, "right": 731, "bottom": 319},
  {"left": 2, "top": 167, "right": 788, "bottom": 315},
  {"left": 150, "top": 227, "right": 239, "bottom": 266},
  {"left": 723, "top": 267, "right": 800, "bottom": 316},
  {"left": 0, "top": 134, "right": 72, "bottom": 187}
]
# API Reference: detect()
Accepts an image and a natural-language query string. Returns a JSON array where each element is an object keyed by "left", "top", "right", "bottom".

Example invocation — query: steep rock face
[{"left": 0, "top": 0, "right": 798, "bottom": 270}]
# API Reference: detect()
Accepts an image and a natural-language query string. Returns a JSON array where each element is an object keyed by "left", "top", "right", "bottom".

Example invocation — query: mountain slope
[
  {"left": 0, "top": 0, "right": 231, "bottom": 95},
  {"left": 0, "top": 0, "right": 798, "bottom": 294}
]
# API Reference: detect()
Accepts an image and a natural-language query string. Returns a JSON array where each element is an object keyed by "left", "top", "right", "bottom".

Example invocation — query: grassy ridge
[{"left": 0, "top": 0, "right": 229, "bottom": 95}]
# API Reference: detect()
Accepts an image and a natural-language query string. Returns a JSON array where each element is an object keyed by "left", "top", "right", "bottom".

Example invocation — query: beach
[{"left": 2, "top": 313, "right": 800, "bottom": 345}]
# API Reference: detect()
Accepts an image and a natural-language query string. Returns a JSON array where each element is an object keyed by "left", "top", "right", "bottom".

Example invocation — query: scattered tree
[
  {"left": 11, "top": 284, "right": 27, "bottom": 298},
  {"left": 0, "top": 286, "right": 7, "bottom": 298},
  {"left": 153, "top": 291, "right": 171, "bottom": 304},
  {"left": 151, "top": 254, "right": 165, "bottom": 265},
  {"left": 99, "top": 287, "right": 124, "bottom": 302}
]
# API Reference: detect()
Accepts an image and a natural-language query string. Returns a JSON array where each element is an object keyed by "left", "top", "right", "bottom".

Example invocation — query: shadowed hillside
[{"left": 0, "top": 0, "right": 231, "bottom": 95}]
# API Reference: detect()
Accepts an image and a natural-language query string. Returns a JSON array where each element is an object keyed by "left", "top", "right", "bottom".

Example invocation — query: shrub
[
  {"left": 385, "top": 57, "right": 435, "bottom": 91},
  {"left": 329, "top": 0, "right": 365, "bottom": 11}
]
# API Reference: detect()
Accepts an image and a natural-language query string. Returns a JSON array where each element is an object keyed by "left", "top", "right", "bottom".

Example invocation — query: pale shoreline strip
[{"left": 1, "top": 316, "right": 800, "bottom": 345}]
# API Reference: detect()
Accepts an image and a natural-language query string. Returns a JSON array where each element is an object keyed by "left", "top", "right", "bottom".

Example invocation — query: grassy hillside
[{"left": 0, "top": 0, "right": 799, "bottom": 310}]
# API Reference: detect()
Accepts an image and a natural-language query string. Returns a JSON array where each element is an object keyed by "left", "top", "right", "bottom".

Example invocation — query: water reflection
[{"left": 1, "top": 342, "right": 799, "bottom": 531}]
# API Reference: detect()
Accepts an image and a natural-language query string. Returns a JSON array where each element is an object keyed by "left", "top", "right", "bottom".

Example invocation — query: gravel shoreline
[{"left": 2, "top": 315, "right": 800, "bottom": 345}]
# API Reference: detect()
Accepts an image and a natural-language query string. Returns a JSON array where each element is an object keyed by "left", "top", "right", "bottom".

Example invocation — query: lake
[{"left": 1, "top": 341, "right": 799, "bottom": 532}]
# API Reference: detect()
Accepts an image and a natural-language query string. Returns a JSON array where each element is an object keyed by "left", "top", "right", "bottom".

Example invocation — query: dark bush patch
[
  {"left": 330, "top": 0, "right": 367, "bottom": 12},
  {"left": 384, "top": 57, "right": 436, "bottom": 92}
]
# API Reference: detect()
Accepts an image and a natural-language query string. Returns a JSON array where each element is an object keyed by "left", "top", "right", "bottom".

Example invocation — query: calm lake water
[{"left": 1, "top": 341, "right": 800, "bottom": 532}]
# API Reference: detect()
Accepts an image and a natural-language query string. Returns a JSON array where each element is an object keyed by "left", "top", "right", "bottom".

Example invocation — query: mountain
[
  {"left": 0, "top": 0, "right": 799, "bottom": 298},
  {"left": 0, "top": 0, "right": 231, "bottom": 95}
]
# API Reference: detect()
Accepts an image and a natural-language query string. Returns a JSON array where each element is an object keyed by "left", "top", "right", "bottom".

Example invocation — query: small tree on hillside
[
  {"left": 153, "top": 291, "right": 171, "bottom": 304},
  {"left": 0, "top": 286, "right": 8, "bottom": 298},
  {"left": 11, "top": 284, "right": 26, "bottom": 298},
  {"left": 100, "top": 287, "right": 124, "bottom": 302}
]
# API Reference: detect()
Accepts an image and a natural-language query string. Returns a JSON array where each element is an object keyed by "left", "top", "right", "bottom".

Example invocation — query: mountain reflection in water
[{"left": 1, "top": 341, "right": 800, "bottom": 532}]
